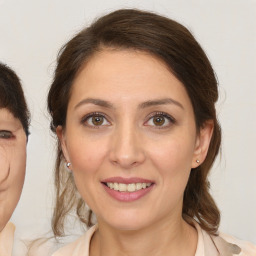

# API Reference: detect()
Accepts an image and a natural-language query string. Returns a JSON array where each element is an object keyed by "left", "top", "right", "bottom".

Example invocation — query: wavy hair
[{"left": 48, "top": 9, "right": 221, "bottom": 237}]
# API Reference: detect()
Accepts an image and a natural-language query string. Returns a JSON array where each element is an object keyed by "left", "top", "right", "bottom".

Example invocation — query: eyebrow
[
  {"left": 74, "top": 97, "right": 184, "bottom": 110},
  {"left": 75, "top": 98, "right": 114, "bottom": 109},
  {"left": 138, "top": 98, "right": 184, "bottom": 109}
]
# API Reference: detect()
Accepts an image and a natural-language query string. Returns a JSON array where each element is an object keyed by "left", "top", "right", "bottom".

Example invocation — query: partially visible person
[{"left": 0, "top": 63, "right": 30, "bottom": 255}]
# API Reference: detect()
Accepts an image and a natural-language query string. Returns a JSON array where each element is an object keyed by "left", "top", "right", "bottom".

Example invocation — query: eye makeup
[
  {"left": 80, "top": 112, "right": 111, "bottom": 128},
  {"left": 0, "top": 130, "right": 14, "bottom": 139},
  {"left": 144, "top": 111, "right": 176, "bottom": 129},
  {"left": 79, "top": 109, "right": 177, "bottom": 131}
]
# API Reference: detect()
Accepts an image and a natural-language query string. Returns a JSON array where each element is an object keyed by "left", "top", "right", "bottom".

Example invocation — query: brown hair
[
  {"left": 48, "top": 8, "right": 221, "bottom": 237},
  {"left": 0, "top": 63, "right": 30, "bottom": 136}
]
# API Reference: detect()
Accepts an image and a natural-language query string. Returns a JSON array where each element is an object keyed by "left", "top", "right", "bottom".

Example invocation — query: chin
[
  {"left": 113, "top": 222, "right": 141, "bottom": 231},
  {"left": 99, "top": 211, "right": 151, "bottom": 231}
]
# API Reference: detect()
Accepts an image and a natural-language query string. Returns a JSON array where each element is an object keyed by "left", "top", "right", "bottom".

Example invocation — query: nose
[{"left": 109, "top": 123, "right": 146, "bottom": 169}]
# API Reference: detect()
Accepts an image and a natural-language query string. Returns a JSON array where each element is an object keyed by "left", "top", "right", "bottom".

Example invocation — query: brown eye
[
  {"left": 0, "top": 130, "right": 13, "bottom": 139},
  {"left": 153, "top": 116, "right": 165, "bottom": 126},
  {"left": 92, "top": 116, "right": 104, "bottom": 126},
  {"left": 144, "top": 112, "right": 175, "bottom": 128},
  {"left": 83, "top": 113, "right": 111, "bottom": 128}
]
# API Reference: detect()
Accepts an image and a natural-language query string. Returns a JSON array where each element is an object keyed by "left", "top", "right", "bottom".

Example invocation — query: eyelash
[
  {"left": 0, "top": 130, "right": 14, "bottom": 139},
  {"left": 81, "top": 111, "right": 175, "bottom": 129},
  {"left": 81, "top": 112, "right": 111, "bottom": 128},
  {"left": 145, "top": 112, "right": 176, "bottom": 129}
]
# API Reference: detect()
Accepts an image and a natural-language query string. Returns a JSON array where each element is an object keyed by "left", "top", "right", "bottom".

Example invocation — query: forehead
[
  {"left": 77, "top": 49, "right": 171, "bottom": 83},
  {"left": 69, "top": 49, "right": 192, "bottom": 109},
  {"left": 0, "top": 108, "right": 22, "bottom": 130}
]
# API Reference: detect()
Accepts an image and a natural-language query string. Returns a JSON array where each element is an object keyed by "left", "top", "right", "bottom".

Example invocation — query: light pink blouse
[{"left": 52, "top": 222, "right": 256, "bottom": 256}]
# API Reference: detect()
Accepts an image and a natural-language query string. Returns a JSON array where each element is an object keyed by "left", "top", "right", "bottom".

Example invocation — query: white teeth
[
  {"left": 127, "top": 183, "right": 136, "bottom": 192},
  {"left": 119, "top": 183, "right": 127, "bottom": 192},
  {"left": 114, "top": 183, "right": 118, "bottom": 190},
  {"left": 107, "top": 182, "right": 114, "bottom": 189},
  {"left": 106, "top": 182, "right": 152, "bottom": 192},
  {"left": 136, "top": 183, "right": 142, "bottom": 190}
]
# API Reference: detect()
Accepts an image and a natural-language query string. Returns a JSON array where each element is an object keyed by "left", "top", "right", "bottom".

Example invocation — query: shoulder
[
  {"left": 52, "top": 225, "right": 97, "bottom": 256},
  {"left": 0, "top": 222, "right": 15, "bottom": 256},
  {"left": 206, "top": 229, "right": 256, "bottom": 256},
  {"left": 218, "top": 232, "right": 256, "bottom": 256},
  {"left": 194, "top": 220, "right": 256, "bottom": 256}
]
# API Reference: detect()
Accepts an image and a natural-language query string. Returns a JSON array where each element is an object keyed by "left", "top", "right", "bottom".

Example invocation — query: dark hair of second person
[{"left": 0, "top": 63, "right": 30, "bottom": 137}]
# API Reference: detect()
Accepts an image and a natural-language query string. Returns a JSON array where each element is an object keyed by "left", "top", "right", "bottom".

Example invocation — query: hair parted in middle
[{"left": 48, "top": 8, "right": 221, "bottom": 237}]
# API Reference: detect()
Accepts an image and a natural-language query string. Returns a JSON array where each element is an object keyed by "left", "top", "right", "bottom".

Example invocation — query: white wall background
[{"left": 0, "top": 0, "right": 255, "bottom": 254}]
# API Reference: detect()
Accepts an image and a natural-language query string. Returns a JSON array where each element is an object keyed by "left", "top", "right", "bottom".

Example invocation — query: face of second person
[
  {"left": 0, "top": 108, "right": 26, "bottom": 231},
  {"left": 59, "top": 49, "right": 212, "bottom": 231}
]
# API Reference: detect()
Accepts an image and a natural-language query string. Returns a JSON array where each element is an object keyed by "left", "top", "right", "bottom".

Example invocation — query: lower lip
[{"left": 102, "top": 184, "right": 154, "bottom": 202}]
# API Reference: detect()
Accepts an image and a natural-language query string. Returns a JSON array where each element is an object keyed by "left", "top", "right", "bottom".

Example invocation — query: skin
[
  {"left": 58, "top": 49, "right": 213, "bottom": 256},
  {"left": 0, "top": 108, "right": 26, "bottom": 232}
]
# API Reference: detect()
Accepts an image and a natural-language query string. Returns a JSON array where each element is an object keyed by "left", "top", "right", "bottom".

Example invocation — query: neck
[{"left": 90, "top": 216, "right": 197, "bottom": 256}]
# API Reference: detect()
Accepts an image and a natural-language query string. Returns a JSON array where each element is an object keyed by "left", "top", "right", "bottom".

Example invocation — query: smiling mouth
[{"left": 104, "top": 182, "right": 152, "bottom": 192}]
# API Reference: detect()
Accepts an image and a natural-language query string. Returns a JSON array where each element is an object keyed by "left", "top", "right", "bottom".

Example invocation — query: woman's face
[
  {"left": 0, "top": 108, "right": 26, "bottom": 231},
  {"left": 58, "top": 50, "right": 212, "bottom": 230}
]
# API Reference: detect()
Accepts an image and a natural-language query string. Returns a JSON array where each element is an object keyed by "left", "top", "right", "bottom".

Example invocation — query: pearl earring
[
  {"left": 66, "top": 162, "right": 72, "bottom": 173},
  {"left": 196, "top": 159, "right": 200, "bottom": 163}
]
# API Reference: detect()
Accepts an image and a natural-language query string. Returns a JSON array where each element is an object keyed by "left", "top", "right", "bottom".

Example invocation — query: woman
[
  {"left": 48, "top": 9, "right": 256, "bottom": 256},
  {"left": 0, "top": 63, "right": 30, "bottom": 255}
]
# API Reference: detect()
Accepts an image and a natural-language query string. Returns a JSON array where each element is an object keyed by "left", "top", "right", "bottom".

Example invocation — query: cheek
[
  {"left": 0, "top": 146, "right": 25, "bottom": 189},
  {"left": 10, "top": 149, "right": 26, "bottom": 188},
  {"left": 146, "top": 131, "right": 196, "bottom": 201},
  {"left": 149, "top": 136, "right": 195, "bottom": 173},
  {"left": 0, "top": 134, "right": 26, "bottom": 186},
  {"left": 0, "top": 147, "right": 9, "bottom": 182},
  {"left": 7, "top": 145, "right": 26, "bottom": 202},
  {"left": 143, "top": 135, "right": 196, "bottom": 216},
  {"left": 66, "top": 136, "right": 109, "bottom": 208},
  {"left": 0, "top": 144, "right": 26, "bottom": 230},
  {"left": 67, "top": 135, "right": 108, "bottom": 175}
]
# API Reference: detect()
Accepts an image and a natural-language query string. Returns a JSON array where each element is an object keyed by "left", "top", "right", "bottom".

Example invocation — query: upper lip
[{"left": 101, "top": 176, "right": 154, "bottom": 184}]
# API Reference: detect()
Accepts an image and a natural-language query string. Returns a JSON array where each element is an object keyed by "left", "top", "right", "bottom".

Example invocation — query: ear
[
  {"left": 56, "top": 125, "right": 70, "bottom": 164},
  {"left": 191, "top": 120, "right": 214, "bottom": 168}
]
